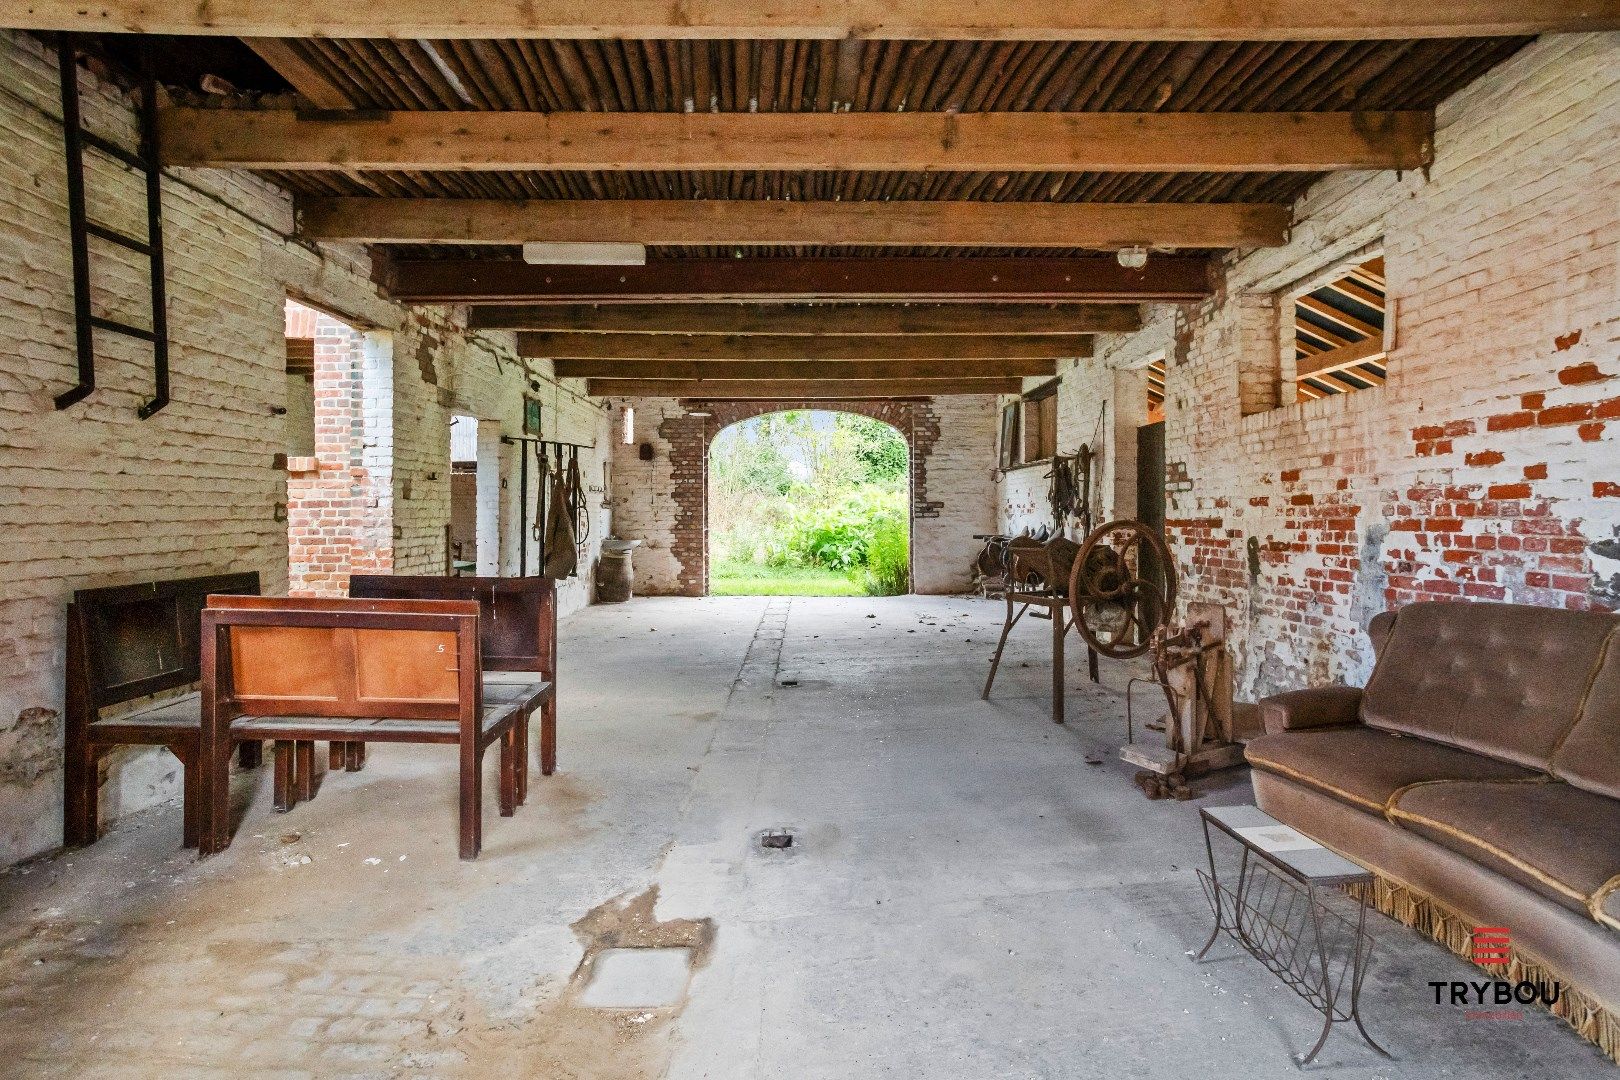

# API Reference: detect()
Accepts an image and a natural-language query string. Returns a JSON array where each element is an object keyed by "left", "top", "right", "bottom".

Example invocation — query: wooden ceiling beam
[
  {"left": 389, "top": 256, "right": 1213, "bottom": 303},
  {"left": 163, "top": 109, "right": 1433, "bottom": 172},
  {"left": 299, "top": 198, "right": 1290, "bottom": 249},
  {"left": 554, "top": 359, "right": 1056, "bottom": 379},
  {"left": 518, "top": 331, "right": 1091, "bottom": 360},
  {"left": 15, "top": 2, "right": 1617, "bottom": 40},
  {"left": 242, "top": 39, "right": 354, "bottom": 108},
  {"left": 585, "top": 378, "right": 1022, "bottom": 398},
  {"left": 469, "top": 302, "right": 1141, "bottom": 335}
]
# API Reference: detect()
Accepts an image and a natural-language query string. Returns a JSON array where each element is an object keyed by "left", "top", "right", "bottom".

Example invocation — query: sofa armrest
[{"left": 1257, "top": 686, "right": 1364, "bottom": 734}]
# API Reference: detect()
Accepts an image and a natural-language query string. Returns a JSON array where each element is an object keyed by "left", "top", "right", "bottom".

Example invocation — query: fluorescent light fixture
[
  {"left": 522, "top": 242, "right": 646, "bottom": 266},
  {"left": 621, "top": 404, "right": 635, "bottom": 444}
]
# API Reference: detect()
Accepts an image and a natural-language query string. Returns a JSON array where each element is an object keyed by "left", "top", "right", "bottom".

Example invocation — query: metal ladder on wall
[{"left": 54, "top": 34, "right": 170, "bottom": 417}]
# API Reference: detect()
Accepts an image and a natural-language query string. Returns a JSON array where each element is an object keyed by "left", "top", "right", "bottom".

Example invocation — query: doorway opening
[
  {"left": 708, "top": 410, "right": 911, "bottom": 596},
  {"left": 448, "top": 415, "right": 478, "bottom": 575},
  {"left": 282, "top": 297, "right": 393, "bottom": 596}
]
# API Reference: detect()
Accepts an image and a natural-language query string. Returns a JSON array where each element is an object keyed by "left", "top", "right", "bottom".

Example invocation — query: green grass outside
[{"left": 710, "top": 559, "right": 864, "bottom": 596}]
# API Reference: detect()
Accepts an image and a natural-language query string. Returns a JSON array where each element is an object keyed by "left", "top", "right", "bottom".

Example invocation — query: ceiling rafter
[
  {"left": 14, "top": 2, "right": 1614, "bottom": 39},
  {"left": 161, "top": 108, "right": 1434, "bottom": 173},
  {"left": 297, "top": 197, "right": 1291, "bottom": 248}
]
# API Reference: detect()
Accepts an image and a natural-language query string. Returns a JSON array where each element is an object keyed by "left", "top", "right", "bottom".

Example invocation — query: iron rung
[
  {"left": 85, "top": 222, "right": 152, "bottom": 254},
  {"left": 90, "top": 315, "right": 156, "bottom": 342},
  {"left": 80, "top": 130, "right": 148, "bottom": 171}
]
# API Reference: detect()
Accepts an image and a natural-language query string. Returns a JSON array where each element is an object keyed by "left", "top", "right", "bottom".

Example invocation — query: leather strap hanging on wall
[{"left": 543, "top": 447, "right": 578, "bottom": 579}]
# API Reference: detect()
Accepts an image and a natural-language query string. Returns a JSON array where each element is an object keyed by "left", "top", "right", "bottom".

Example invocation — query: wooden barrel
[{"left": 597, "top": 548, "right": 634, "bottom": 602}]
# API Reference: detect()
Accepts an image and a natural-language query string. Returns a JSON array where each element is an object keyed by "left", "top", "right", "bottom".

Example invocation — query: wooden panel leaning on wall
[{"left": 198, "top": 596, "right": 540, "bottom": 859}]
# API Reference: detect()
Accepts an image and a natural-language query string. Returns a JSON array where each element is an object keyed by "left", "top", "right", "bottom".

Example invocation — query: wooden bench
[
  {"left": 199, "top": 595, "right": 526, "bottom": 859},
  {"left": 64, "top": 572, "right": 261, "bottom": 849},
  {"left": 350, "top": 575, "right": 558, "bottom": 792}
]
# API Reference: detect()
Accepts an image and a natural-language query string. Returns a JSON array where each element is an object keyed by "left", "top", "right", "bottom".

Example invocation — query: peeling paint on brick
[{"left": 0, "top": 708, "right": 57, "bottom": 786}]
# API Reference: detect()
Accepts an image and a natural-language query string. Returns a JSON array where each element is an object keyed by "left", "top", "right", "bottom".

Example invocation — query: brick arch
[{"left": 660, "top": 399, "right": 941, "bottom": 596}]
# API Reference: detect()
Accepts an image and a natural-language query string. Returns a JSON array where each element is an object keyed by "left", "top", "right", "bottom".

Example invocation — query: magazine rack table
[{"left": 1195, "top": 804, "right": 1390, "bottom": 1066}]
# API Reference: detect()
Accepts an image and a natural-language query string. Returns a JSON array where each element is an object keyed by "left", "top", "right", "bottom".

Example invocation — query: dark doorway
[{"left": 1136, "top": 421, "right": 1169, "bottom": 634}]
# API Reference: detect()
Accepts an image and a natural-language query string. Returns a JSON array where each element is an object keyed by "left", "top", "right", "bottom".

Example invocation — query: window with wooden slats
[{"left": 1291, "top": 257, "right": 1388, "bottom": 402}]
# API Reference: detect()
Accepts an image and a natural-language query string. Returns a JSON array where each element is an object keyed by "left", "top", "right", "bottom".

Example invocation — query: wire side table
[{"left": 1195, "top": 805, "right": 1391, "bottom": 1066}]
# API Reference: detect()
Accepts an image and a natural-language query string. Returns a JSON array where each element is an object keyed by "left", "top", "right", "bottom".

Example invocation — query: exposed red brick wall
[
  {"left": 286, "top": 308, "right": 393, "bottom": 596},
  {"left": 1104, "top": 35, "right": 1619, "bottom": 698}
]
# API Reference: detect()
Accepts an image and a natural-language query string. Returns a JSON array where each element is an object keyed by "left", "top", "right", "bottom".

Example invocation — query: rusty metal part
[{"left": 1067, "top": 518, "right": 1178, "bottom": 660}]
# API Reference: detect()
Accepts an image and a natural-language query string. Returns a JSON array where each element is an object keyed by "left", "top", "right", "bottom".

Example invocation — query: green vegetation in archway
[{"left": 709, "top": 411, "right": 909, "bottom": 596}]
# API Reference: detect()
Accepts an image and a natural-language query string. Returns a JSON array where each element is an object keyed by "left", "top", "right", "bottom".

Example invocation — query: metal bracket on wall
[{"left": 54, "top": 35, "right": 171, "bottom": 418}]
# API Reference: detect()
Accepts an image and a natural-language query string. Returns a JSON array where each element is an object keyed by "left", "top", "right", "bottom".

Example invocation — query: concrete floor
[{"left": 0, "top": 595, "right": 1610, "bottom": 1078}]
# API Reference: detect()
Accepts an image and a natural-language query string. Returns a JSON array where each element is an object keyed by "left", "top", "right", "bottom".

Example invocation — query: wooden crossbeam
[
  {"left": 1296, "top": 335, "right": 1386, "bottom": 379},
  {"left": 518, "top": 331, "right": 1091, "bottom": 360},
  {"left": 15, "top": 2, "right": 1618, "bottom": 39},
  {"left": 554, "top": 359, "right": 1056, "bottom": 379},
  {"left": 164, "top": 110, "right": 1433, "bottom": 173},
  {"left": 1296, "top": 294, "right": 1381, "bottom": 338},
  {"left": 469, "top": 302, "right": 1140, "bottom": 335},
  {"left": 299, "top": 198, "right": 1290, "bottom": 249},
  {"left": 389, "top": 256, "right": 1213, "bottom": 303},
  {"left": 585, "top": 377, "right": 1021, "bottom": 398},
  {"left": 242, "top": 39, "right": 354, "bottom": 108}
]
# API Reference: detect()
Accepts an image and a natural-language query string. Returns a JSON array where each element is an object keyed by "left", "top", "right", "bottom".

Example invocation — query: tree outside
[{"left": 709, "top": 411, "right": 910, "bottom": 596}]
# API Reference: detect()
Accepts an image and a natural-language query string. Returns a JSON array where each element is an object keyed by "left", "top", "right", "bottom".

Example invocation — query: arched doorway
[{"left": 707, "top": 409, "right": 912, "bottom": 596}]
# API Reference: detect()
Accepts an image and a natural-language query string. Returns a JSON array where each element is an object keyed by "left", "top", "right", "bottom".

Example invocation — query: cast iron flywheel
[{"left": 1067, "top": 519, "right": 1178, "bottom": 660}]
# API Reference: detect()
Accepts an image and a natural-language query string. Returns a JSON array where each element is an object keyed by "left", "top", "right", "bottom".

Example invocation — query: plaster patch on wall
[{"left": 1, "top": 708, "right": 57, "bottom": 786}]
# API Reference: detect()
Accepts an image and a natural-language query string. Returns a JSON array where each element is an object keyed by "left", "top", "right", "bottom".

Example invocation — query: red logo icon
[{"left": 1471, "top": 927, "right": 1512, "bottom": 963}]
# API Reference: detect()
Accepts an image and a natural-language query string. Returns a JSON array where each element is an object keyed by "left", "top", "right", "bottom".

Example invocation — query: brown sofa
[{"left": 1246, "top": 600, "right": 1620, "bottom": 1048}]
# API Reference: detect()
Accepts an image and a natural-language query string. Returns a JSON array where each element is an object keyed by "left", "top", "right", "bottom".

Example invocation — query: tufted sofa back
[
  {"left": 1361, "top": 600, "right": 1620, "bottom": 770},
  {"left": 1550, "top": 628, "right": 1620, "bottom": 798}
]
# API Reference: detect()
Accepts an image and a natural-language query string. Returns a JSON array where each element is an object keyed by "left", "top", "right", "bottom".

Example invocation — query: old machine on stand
[{"left": 978, "top": 450, "right": 1250, "bottom": 799}]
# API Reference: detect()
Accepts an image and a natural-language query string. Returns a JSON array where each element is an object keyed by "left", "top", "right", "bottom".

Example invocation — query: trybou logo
[
  {"left": 1470, "top": 927, "right": 1512, "bottom": 963},
  {"left": 1428, "top": 927, "right": 1563, "bottom": 1020}
]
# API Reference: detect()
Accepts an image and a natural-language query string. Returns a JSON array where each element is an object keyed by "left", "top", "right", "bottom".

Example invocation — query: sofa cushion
[
  {"left": 1390, "top": 780, "right": 1620, "bottom": 926},
  {"left": 1362, "top": 601, "right": 1617, "bottom": 769},
  {"left": 1550, "top": 629, "right": 1620, "bottom": 800},
  {"left": 1245, "top": 726, "right": 1539, "bottom": 815}
]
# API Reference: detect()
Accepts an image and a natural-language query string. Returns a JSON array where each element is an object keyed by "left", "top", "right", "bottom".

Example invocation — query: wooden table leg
[
  {"left": 539, "top": 695, "right": 557, "bottom": 777},
  {"left": 499, "top": 729, "right": 517, "bottom": 817},
  {"left": 294, "top": 740, "right": 315, "bottom": 803},
  {"left": 273, "top": 741, "right": 294, "bottom": 811}
]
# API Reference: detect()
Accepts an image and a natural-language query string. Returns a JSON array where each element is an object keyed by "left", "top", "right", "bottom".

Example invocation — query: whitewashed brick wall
[{"left": 0, "top": 31, "right": 605, "bottom": 865}]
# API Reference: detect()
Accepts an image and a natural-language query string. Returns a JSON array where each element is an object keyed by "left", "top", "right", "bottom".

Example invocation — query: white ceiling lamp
[
  {"left": 1116, "top": 246, "right": 1149, "bottom": 269},
  {"left": 522, "top": 242, "right": 646, "bottom": 266}
]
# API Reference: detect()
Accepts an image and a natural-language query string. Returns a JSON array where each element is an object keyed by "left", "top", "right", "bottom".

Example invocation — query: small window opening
[{"left": 1292, "top": 257, "right": 1388, "bottom": 402}]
